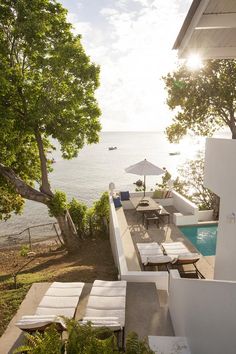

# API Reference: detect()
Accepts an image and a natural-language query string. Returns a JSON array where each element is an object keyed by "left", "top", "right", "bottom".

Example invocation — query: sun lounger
[
  {"left": 161, "top": 242, "right": 204, "bottom": 278},
  {"left": 136, "top": 242, "right": 172, "bottom": 270},
  {"left": 16, "top": 282, "right": 85, "bottom": 331},
  {"left": 80, "top": 280, "right": 127, "bottom": 349}
]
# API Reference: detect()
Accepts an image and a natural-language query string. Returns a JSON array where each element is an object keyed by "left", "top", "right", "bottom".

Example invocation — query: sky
[{"left": 59, "top": 0, "right": 192, "bottom": 131}]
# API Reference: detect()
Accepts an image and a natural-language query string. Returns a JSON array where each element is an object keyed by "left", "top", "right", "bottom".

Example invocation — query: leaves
[
  {"left": 163, "top": 60, "right": 236, "bottom": 142},
  {"left": 0, "top": 0, "right": 101, "bottom": 217}
]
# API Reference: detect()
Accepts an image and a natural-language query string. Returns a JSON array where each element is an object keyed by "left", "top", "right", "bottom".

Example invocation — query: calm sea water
[{"left": 0, "top": 131, "right": 211, "bottom": 236}]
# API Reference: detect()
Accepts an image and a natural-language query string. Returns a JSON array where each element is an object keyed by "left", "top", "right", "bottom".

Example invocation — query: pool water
[{"left": 179, "top": 224, "right": 218, "bottom": 256}]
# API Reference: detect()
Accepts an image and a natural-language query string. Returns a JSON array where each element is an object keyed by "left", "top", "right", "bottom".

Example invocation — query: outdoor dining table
[{"left": 130, "top": 196, "right": 170, "bottom": 224}]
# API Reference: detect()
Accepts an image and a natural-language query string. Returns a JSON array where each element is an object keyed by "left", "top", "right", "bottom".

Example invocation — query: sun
[{"left": 186, "top": 54, "right": 203, "bottom": 70}]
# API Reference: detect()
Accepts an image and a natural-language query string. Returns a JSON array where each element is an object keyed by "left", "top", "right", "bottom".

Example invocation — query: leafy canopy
[
  {"left": 0, "top": 0, "right": 101, "bottom": 219},
  {"left": 163, "top": 60, "right": 236, "bottom": 142}
]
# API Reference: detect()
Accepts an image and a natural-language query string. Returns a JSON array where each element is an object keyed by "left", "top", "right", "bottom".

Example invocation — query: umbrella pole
[{"left": 144, "top": 175, "right": 146, "bottom": 197}]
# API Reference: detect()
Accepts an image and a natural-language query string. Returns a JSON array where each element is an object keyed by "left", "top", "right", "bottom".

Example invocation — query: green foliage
[
  {"left": 13, "top": 324, "right": 63, "bottom": 354},
  {"left": 14, "top": 321, "right": 118, "bottom": 354},
  {"left": 0, "top": 181, "right": 24, "bottom": 220},
  {"left": 0, "top": 285, "right": 30, "bottom": 337},
  {"left": 125, "top": 332, "right": 155, "bottom": 354},
  {"left": 69, "top": 192, "right": 110, "bottom": 239},
  {"left": 65, "top": 319, "right": 118, "bottom": 354},
  {"left": 19, "top": 245, "right": 30, "bottom": 257},
  {"left": 14, "top": 319, "right": 155, "bottom": 354},
  {"left": 92, "top": 192, "right": 110, "bottom": 236},
  {"left": 163, "top": 60, "right": 236, "bottom": 142},
  {"left": 0, "top": 0, "right": 101, "bottom": 216},
  {"left": 48, "top": 191, "right": 67, "bottom": 217},
  {"left": 68, "top": 198, "right": 88, "bottom": 238},
  {"left": 174, "top": 155, "right": 215, "bottom": 210}
]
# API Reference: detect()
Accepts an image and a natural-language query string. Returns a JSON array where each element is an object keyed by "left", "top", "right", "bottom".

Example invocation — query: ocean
[{"left": 0, "top": 131, "right": 210, "bottom": 237}]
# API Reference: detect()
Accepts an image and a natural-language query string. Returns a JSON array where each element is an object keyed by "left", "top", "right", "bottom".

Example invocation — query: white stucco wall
[
  {"left": 204, "top": 138, "right": 236, "bottom": 280},
  {"left": 169, "top": 270, "right": 236, "bottom": 354}
]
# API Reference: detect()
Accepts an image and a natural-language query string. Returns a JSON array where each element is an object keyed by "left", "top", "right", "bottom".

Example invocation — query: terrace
[
  {"left": 110, "top": 190, "right": 215, "bottom": 285},
  {"left": 0, "top": 282, "right": 174, "bottom": 353}
]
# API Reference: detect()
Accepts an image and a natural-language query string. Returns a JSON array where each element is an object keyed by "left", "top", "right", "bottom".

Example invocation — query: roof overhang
[{"left": 174, "top": 0, "right": 236, "bottom": 59}]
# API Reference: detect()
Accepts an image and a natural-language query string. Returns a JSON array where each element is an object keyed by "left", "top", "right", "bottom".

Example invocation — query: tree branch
[{"left": 0, "top": 163, "right": 50, "bottom": 204}]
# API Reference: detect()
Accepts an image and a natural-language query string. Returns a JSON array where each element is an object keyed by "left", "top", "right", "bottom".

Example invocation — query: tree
[
  {"left": 0, "top": 0, "right": 101, "bottom": 252},
  {"left": 163, "top": 60, "right": 236, "bottom": 142},
  {"left": 174, "top": 156, "right": 217, "bottom": 213}
]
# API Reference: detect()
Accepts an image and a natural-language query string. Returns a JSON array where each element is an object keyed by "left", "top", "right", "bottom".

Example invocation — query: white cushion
[
  {"left": 87, "top": 296, "right": 125, "bottom": 310},
  {"left": 90, "top": 287, "right": 126, "bottom": 297},
  {"left": 16, "top": 315, "right": 66, "bottom": 330},
  {"left": 177, "top": 253, "right": 200, "bottom": 261},
  {"left": 80, "top": 316, "right": 121, "bottom": 331},
  {"left": 144, "top": 255, "right": 173, "bottom": 265},
  {"left": 50, "top": 282, "right": 84, "bottom": 288},
  {"left": 37, "top": 295, "right": 79, "bottom": 309},
  {"left": 36, "top": 307, "right": 75, "bottom": 317},
  {"left": 85, "top": 309, "right": 125, "bottom": 327},
  {"left": 93, "top": 280, "right": 127, "bottom": 288}
]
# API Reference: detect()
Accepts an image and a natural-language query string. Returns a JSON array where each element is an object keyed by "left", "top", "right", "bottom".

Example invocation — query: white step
[{"left": 148, "top": 336, "right": 191, "bottom": 354}]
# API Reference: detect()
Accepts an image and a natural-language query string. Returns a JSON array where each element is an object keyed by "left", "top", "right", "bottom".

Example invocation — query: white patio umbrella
[{"left": 125, "top": 158, "right": 165, "bottom": 196}]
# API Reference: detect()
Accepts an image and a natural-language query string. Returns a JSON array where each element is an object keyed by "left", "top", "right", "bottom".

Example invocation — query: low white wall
[
  {"left": 172, "top": 191, "right": 198, "bottom": 216},
  {"left": 173, "top": 213, "right": 198, "bottom": 226},
  {"left": 169, "top": 270, "right": 236, "bottom": 354},
  {"left": 153, "top": 197, "right": 173, "bottom": 206},
  {"left": 109, "top": 195, "right": 169, "bottom": 290},
  {"left": 198, "top": 210, "right": 214, "bottom": 222},
  {"left": 172, "top": 191, "right": 198, "bottom": 226}
]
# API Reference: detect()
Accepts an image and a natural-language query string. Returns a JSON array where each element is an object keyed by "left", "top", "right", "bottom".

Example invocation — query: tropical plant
[
  {"left": 92, "top": 192, "right": 110, "bottom": 237},
  {"left": 13, "top": 324, "right": 63, "bottom": 354},
  {"left": 125, "top": 332, "right": 155, "bottom": 354},
  {"left": 68, "top": 198, "right": 88, "bottom": 239},
  {"left": 14, "top": 319, "right": 155, "bottom": 354},
  {"left": 68, "top": 192, "right": 110, "bottom": 239},
  {"left": 163, "top": 59, "right": 236, "bottom": 142},
  {"left": 0, "top": 0, "right": 101, "bottom": 252}
]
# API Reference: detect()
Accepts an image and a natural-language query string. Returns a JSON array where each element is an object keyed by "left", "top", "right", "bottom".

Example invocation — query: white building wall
[
  {"left": 204, "top": 138, "right": 236, "bottom": 280},
  {"left": 169, "top": 270, "right": 236, "bottom": 354}
]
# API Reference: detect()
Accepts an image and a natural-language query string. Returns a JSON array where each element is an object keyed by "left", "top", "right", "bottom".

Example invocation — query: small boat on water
[
  {"left": 108, "top": 146, "right": 117, "bottom": 150},
  {"left": 169, "top": 152, "right": 180, "bottom": 156}
]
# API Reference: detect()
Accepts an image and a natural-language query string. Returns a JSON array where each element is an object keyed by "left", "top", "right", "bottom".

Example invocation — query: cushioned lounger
[
  {"left": 16, "top": 282, "right": 85, "bottom": 331},
  {"left": 80, "top": 280, "right": 127, "bottom": 348},
  {"left": 136, "top": 242, "right": 172, "bottom": 270},
  {"left": 161, "top": 242, "right": 203, "bottom": 277}
]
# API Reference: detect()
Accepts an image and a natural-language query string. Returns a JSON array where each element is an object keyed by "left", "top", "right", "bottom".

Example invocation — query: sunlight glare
[{"left": 186, "top": 54, "right": 203, "bottom": 70}]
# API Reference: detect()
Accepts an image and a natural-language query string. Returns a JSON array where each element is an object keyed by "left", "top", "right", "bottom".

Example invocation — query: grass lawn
[{"left": 0, "top": 237, "right": 117, "bottom": 337}]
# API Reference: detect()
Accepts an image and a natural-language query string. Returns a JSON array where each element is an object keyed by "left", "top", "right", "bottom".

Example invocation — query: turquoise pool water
[{"left": 179, "top": 224, "right": 218, "bottom": 256}]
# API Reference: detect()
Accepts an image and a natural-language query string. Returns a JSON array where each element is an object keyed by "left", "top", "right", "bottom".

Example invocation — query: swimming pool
[{"left": 179, "top": 224, "right": 218, "bottom": 256}]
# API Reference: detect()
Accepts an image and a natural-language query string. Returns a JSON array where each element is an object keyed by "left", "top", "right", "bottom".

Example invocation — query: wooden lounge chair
[
  {"left": 16, "top": 282, "right": 85, "bottom": 332},
  {"left": 80, "top": 280, "right": 127, "bottom": 349},
  {"left": 136, "top": 242, "right": 172, "bottom": 271},
  {"left": 161, "top": 242, "right": 204, "bottom": 278}
]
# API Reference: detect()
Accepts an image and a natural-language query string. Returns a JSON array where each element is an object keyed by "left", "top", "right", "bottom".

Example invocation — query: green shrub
[
  {"left": 48, "top": 191, "right": 67, "bottom": 217},
  {"left": 68, "top": 198, "right": 88, "bottom": 238},
  {"left": 19, "top": 245, "right": 30, "bottom": 257},
  {"left": 14, "top": 320, "right": 154, "bottom": 354},
  {"left": 126, "top": 332, "right": 155, "bottom": 354},
  {"left": 152, "top": 190, "right": 164, "bottom": 199}
]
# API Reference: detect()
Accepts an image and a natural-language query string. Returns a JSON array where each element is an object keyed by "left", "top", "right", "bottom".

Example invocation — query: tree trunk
[
  {"left": 0, "top": 163, "right": 80, "bottom": 253},
  {"left": 56, "top": 211, "right": 80, "bottom": 252},
  {"left": 212, "top": 193, "right": 220, "bottom": 220}
]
